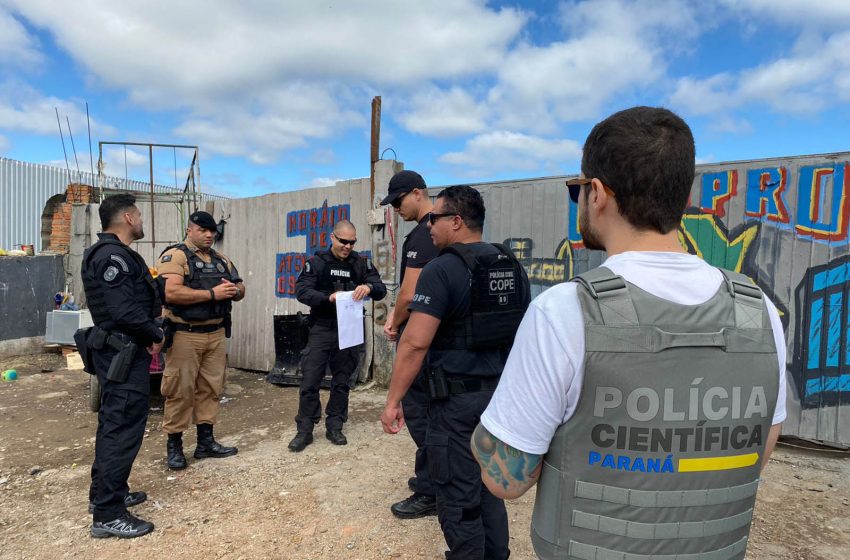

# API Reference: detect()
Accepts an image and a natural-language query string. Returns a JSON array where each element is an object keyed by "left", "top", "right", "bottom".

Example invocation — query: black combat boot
[
  {"left": 167, "top": 432, "right": 188, "bottom": 470},
  {"left": 193, "top": 423, "right": 238, "bottom": 459},
  {"left": 288, "top": 432, "right": 313, "bottom": 452}
]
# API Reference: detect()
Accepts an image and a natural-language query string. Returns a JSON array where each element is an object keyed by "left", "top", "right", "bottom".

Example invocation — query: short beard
[
  {"left": 132, "top": 225, "right": 145, "bottom": 241},
  {"left": 579, "top": 205, "right": 604, "bottom": 251}
]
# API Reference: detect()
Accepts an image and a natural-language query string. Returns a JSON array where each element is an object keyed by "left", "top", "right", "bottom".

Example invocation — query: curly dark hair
[
  {"left": 435, "top": 185, "right": 485, "bottom": 232},
  {"left": 582, "top": 106, "right": 695, "bottom": 233}
]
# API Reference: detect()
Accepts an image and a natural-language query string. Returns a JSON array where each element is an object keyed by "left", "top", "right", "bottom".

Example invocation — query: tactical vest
[
  {"left": 431, "top": 243, "right": 528, "bottom": 353},
  {"left": 530, "top": 267, "right": 779, "bottom": 560},
  {"left": 310, "top": 251, "right": 368, "bottom": 322},
  {"left": 82, "top": 237, "right": 162, "bottom": 325},
  {"left": 164, "top": 243, "right": 232, "bottom": 322}
]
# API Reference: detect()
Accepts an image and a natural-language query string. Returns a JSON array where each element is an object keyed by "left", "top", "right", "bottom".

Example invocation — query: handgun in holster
[
  {"left": 73, "top": 327, "right": 96, "bottom": 375},
  {"left": 160, "top": 318, "right": 175, "bottom": 352},
  {"left": 427, "top": 366, "right": 450, "bottom": 401},
  {"left": 106, "top": 339, "right": 138, "bottom": 383},
  {"left": 223, "top": 314, "right": 232, "bottom": 338}
]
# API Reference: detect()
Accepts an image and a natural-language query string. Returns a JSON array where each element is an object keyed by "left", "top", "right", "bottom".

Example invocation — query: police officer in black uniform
[
  {"left": 288, "top": 219, "right": 386, "bottom": 452},
  {"left": 381, "top": 185, "right": 530, "bottom": 560},
  {"left": 381, "top": 170, "right": 440, "bottom": 519},
  {"left": 78, "top": 194, "right": 164, "bottom": 539}
]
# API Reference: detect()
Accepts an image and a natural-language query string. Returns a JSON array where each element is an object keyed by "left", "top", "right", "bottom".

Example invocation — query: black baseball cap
[
  {"left": 381, "top": 170, "right": 426, "bottom": 206},
  {"left": 189, "top": 211, "right": 217, "bottom": 231}
]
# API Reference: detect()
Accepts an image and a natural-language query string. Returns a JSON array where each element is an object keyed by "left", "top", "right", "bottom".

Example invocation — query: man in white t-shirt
[{"left": 471, "top": 106, "right": 786, "bottom": 560}]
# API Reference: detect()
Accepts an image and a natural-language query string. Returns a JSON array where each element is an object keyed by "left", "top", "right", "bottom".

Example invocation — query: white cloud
[
  {"left": 440, "top": 131, "right": 581, "bottom": 176},
  {"left": 719, "top": 0, "right": 850, "bottom": 28},
  {"left": 396, "top": 87, "right": 488, "bottom": 137},
  {"left": 304, "top": 177, "right": 344, "bottom": 190},
  {"left": 671, "top": 30, "right": 850, "bottom": 116},
  {"left": 99, "top": 146, "right": 149, "bottom": 179},
  {"left": 707, "top": 116, "right": 753, "bottom": 135},
  {"left": 3, "top": 1, "right": 525, "bottom": 103},
  {"left": 0, "top": 79, "right": 116, "bottom": 138},
  {"left": 485, "top": 0, "right": 700, "bottom": 132},
  {"left": 0, "top": 8, "right": 42, "bottom": 66}
]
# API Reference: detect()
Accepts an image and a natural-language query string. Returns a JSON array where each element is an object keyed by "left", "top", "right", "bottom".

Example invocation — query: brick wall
[{"left": 47, "top": 184, "right": 93, "bottom": 253}]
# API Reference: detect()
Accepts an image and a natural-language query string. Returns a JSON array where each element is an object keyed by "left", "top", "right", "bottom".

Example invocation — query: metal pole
[
  {"left": 86, "top": 102, "right": 94, "bottom": 182},
  {"left": 195, "top": 147, "right": 201, "bottom": 211},
  {"left": 370, "top": 96, "right": 381, "bottom": 203},
  {"left": 55, "top": 107, "right": 72, "bottom": 188},
  {"left": 66, "top": 116, "right": 81, "bottom": 185},
  {"left": 149, "top": 145, "right": 156, "bottom": 253}
]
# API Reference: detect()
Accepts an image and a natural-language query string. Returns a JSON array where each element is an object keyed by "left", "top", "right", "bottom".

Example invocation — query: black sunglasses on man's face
[
  {"left": 427, "top": 212, "right": 456, "bottom": 225},
  {"left": 390, "top": 191, "right": 410, "bottom": 209},
  {"left": 334, "top": 235, "right": 356, "bottom": 246},
  {"left": 566, "top": 177, "right": 593, "bottom": 204}
]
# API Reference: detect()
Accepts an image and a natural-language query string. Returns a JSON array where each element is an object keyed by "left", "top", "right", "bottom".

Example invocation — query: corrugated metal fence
[{"left": 0, "top": 157, "right": 228, "bottom": 253}]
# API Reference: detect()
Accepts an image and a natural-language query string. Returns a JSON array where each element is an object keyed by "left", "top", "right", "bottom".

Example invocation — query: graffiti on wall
[
  {"left": 523, "top": 160, "right": 850, "bottom": 420},
  {"left": 276, "top": 200, "right": 350, "bottom": 298}
]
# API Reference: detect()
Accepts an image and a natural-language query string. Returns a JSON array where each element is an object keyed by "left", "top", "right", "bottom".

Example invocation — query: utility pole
[{"left": 369, "top": 96, "right": 381, "bottom": 203}]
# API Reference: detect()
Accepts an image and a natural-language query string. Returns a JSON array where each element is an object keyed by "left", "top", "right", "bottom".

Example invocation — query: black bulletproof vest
[
  {"left": 311, "top": 251, "right": 368, "bottom": 322},
  {"left": 164, "top": 243, "right": 232, "bottom": 322},
  {"left": 82, "top": 237, "right": 162, "bottom": 326},
  {"left": 431, "top": 242, "right": 528, "bottom": 352}
]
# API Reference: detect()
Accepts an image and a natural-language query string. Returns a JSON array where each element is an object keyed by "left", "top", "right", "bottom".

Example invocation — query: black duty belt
[
  {"left": 172, "top": 323, "right": 223, "bottom": 333},
  {"left": 446, "top": 376, "right": 500, "bottom": 396}
]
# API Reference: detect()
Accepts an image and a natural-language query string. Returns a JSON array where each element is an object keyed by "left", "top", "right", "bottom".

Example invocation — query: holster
[
  {"left": 161, "top": 318, "right": 175, "bottom": 352},
  {"left": 106, "top": 340, "right": 138, "bottom": 383},
  {"left": 223, "top": 314, "right": 232, "bottom": 339},
  {"left": 427, "top": 366, "right": 450, "bottom": 401},
  {"left": 73, "top": 327, "right": 96, "bottom": 375}
]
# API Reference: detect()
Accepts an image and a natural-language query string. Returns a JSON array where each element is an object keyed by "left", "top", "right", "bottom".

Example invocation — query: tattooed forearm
[{"left": 471, "top": 423, "right": 543, "bottom": 499}]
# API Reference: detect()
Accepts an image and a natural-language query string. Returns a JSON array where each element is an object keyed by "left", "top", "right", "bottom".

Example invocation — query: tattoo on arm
[{"left": 472, "top": 423, "right": 542, "bottom": 497}]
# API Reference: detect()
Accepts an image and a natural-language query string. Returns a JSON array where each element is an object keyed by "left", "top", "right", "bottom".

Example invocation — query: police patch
[
  {"left": 195, "top": 261, "right": 204, "bottom": 269},
  {"left": 109, "top": 254, "right": 130, "bottom": 273},
  {"left": 161, "top": 254, "right": 172, "bottom": 262},
  {"left": 305, "top": 261, "right": 311, "bottom": 273},
  {"left": 103, "top": 265, "right": 119, "bottom": 282},
  {"left": 216, "top": 263, "right": 225, "bottom": 273}
]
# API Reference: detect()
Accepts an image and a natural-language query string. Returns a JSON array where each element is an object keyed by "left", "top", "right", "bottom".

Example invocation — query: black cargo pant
[
  {"left": 402, "top": 367, "right": 434, "bottom": 497},
  {"left": 88, "top": 348, "right": 151, "bottom": 522},
  {"left": 295, "top": 323, "right": 361, "bottom": 434},
  {"left": 428, "top": 388, "right": 510, "bottom": 560}
]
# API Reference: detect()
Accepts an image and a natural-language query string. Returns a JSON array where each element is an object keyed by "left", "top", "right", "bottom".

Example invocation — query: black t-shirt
[
  {"left": 408, "top": 242, "right": 507, "bottom": 376},
  {"left": 400, "top": 216, "right": 439, "bottom": 285}
]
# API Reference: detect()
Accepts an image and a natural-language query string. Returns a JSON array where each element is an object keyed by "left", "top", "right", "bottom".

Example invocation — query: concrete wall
[
  {"left": 66, "top": 152, "right": 850, "bottom": 446},
  {"left": 0, "top": 255, "right": 64, "bottom": 356}
]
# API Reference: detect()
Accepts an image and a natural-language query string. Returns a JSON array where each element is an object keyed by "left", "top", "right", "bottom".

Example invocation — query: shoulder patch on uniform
[
  {"left": 103, "top": 265, "right": 120, "bottom": 282},
  {"left": 109, "top": 254, "right": 130, "bottom": 273},
  {"left": 161, "top": 254, "right": 172, "bottom": 262},
  {"left": 305, "top": 261, "right": 312, "bottom": 273}
]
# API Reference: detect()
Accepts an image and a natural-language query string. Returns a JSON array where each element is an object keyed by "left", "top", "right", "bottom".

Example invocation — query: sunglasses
[
  {"left": 334, "top": 235, "right": 357, "bottom": 246},
  {"left": 390, "top": 191, "right": 410, "bottom": 209},
  {"left": 427, "top": 212, "right": 456, "bottom": 225},
  {"left": 566, "top": 177, "right": 593, "bottom": 204}
]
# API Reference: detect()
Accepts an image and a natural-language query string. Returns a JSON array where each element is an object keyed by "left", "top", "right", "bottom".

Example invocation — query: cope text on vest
[
  {"left": 591, "top": 381, "right": 768, "bottom": 453},
  {"left": 488, "top": 270, "right": 515, "bottom": 295}
]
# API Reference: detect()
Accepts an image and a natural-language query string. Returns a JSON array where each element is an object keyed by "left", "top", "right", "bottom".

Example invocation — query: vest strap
[
  {"left": 574, "top": 479, "right": 760, "bottom": 508},
  {"left": 718, "top": 269, "right": 765, "bottom": 330},
  {"left": 584, "top": 326, "right": 776, "bottom": 353},
  {"left": 567, "top": 536, "right": 748, "bottom": 560},
  {"left": 574, "top": 267, "right": 639, "bottom": 326},
  {"left": 572, "top": 508, "right": 753, "bottom": 540}
]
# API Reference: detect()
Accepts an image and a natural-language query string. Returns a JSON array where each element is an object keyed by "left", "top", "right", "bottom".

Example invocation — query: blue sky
[{"left": 1, "top": 0, "right": 849, "bottom": 198}]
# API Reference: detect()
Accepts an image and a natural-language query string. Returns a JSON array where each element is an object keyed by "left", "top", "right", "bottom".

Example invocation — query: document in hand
[{"left": 335, "top": 291, "right": 365, "bottom": 349}]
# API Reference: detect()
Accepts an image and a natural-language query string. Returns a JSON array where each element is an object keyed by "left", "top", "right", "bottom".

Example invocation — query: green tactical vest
[{"left": 531, "top": 267, "right": 779, "bottom": 560}]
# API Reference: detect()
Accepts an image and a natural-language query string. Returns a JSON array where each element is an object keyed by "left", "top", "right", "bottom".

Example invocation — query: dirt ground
[{"left": 0, "top": 353, "right": 849, "bottom": 560}]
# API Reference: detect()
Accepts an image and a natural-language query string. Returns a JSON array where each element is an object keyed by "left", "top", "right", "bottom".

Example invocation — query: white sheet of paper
[{"left": 335, "top": 291, "right": 364, "bottom": 349}]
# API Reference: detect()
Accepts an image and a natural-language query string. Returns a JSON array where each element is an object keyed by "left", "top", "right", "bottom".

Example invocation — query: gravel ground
[{"left": 0, "top": 353, "right": 848, "bottom": 559}]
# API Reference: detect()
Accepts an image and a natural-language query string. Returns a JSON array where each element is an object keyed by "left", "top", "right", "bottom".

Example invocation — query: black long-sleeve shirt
[{"left": 296, "top": 249, "right": 386, "bottom": 324}]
